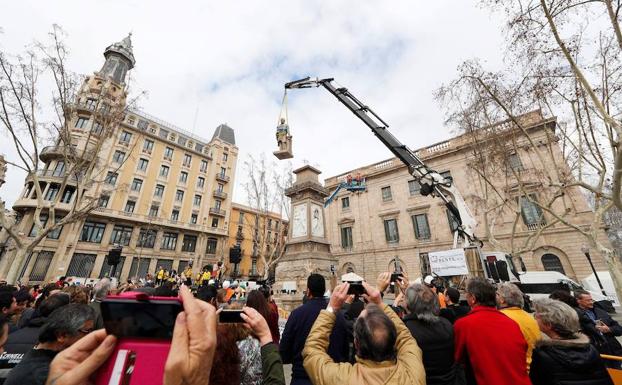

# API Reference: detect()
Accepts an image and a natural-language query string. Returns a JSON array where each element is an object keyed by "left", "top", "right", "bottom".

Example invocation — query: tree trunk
[
  {"left": 6, "top": 247, "right": 28, "bottom": 285},
  {"left": 602, "top": 250, "right": 622, "bottom": 306}
]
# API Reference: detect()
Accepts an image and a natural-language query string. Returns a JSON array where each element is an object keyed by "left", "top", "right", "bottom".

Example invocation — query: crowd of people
[{"left": 0, "top": 270, "right": 616, "bottom": 384}]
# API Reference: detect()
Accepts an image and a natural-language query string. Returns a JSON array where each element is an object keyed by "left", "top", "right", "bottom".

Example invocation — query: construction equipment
[{"left": 324, "top": 173, "right": 366, "bottom": 207}]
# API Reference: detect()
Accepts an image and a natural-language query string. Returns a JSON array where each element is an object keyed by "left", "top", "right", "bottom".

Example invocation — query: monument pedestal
[{"left": 274, "top": 165, "right": 336, "bottom": 310}]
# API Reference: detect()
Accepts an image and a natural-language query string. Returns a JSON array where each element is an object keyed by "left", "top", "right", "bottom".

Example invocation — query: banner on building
[{"left": 428, "top": 248, "right": 469, "bottom": 276}]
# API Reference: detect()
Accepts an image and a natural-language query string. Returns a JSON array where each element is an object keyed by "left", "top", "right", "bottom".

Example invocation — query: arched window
[
  {"left": 542, "top": 253, "right": 565, "bottom": 274},
  {"left": 388, "top": 257, "right": 404, "bottom": 273},
  {"left": 341, "top": 262, "right": 356, "bottom": 275}
]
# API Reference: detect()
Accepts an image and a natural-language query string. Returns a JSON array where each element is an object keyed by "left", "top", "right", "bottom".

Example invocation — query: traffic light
[{"left": 229, "top": 245, "right": 242, "bottom": 264}]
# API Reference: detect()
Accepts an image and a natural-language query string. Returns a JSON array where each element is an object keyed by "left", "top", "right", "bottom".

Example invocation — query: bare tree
[
  {"left": 436, "top": 0, "right": 622, "bottom": 301},
  {"left": 241, "top": 153, "right": 291, "bottom": 280},
  {"left": 0, "top": 26, "right": 139, "bottom": 283}
]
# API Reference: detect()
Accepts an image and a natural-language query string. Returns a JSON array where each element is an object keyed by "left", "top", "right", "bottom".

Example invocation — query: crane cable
[{"left": 278, "top": 89, "right": 288, "bottom": 125}]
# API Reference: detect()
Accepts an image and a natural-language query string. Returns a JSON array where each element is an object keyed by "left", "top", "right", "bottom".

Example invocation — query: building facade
[
  {"left": 324, "top": 111, "right": 611, "bottom": 283},
  {"left": 226, "top": 203, "right": 288, "bottom": 280},
  {"left": 0, "top": 35, "right": 238, "bottom": 283}
]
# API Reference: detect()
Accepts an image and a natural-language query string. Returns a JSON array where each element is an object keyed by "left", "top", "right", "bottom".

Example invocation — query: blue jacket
[{"left": 279, "top": 297, "right": 348, "bottom": 382}]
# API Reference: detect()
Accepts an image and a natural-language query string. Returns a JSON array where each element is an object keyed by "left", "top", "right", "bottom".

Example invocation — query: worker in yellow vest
[
  {"left": 183, "top": 266, "right": 193, "bottom": 286},
  {"left": 200, "top": 269, "right": 211, "bottom": 287},
  {"left": 156, "top": 266, "right": 165, "bottom": 286}
]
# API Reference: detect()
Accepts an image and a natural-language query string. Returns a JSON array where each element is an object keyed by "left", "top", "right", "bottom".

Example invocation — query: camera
[
  {"left": 346, "top": 281, "right": 366, "bottom": 295},
  {"left": 390, "top": 272, "right": 403, "bottom": 283}
]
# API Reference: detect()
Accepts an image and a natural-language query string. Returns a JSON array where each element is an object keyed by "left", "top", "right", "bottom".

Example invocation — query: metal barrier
[{"left": 601, "top": 354, "right": 622, "bottom": 384}]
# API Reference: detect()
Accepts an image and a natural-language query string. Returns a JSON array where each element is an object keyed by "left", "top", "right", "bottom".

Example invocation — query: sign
[{"left": 428, "top": 248, "right": 469, "bottom": 276}]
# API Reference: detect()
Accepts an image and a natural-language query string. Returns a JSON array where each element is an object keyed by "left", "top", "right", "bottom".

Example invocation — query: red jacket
[{"left": 454, "top": 306, "right": 531, "bottom": 385}]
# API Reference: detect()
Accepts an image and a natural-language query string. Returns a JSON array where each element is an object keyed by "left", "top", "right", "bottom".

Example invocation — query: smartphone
[
  {"left": 219, "top": 309, "right": 245, "bottom": 323},
  {"left": 390, "top": 273, "right": 403, "bottom": 283},
  {"left": 95, "top": 296, "right": 183, "bottom": 385},
  {"left": 347, "top": 282, "right": 366, "bottom": 295}
]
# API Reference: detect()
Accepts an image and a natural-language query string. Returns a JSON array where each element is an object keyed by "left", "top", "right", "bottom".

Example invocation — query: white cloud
[{"left": 0, "top": 0, "right": 505, "bottom": 207}]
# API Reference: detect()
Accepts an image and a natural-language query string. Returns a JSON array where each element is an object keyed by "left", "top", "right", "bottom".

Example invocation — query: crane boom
[{"left": 285, "top": 76, "right": 478, "bottom": 245}]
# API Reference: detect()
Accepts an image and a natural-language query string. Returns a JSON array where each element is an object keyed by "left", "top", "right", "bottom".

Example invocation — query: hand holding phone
[
  {"left": 346, "top": 282, "right": 366, "bottom": 296},
  {"left": 240, "top": 307, "right": 272, "bottom": 346},
  {"left": 219, "top": 310, "right": 244, "bottom": 323}
]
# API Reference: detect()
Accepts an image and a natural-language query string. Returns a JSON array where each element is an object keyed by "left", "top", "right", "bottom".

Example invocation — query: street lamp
[{"left": 581, "top": 244, "right": 607, "bottom": 297}]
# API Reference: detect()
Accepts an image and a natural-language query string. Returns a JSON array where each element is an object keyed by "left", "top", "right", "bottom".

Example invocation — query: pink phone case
[{"left": 94, "top": 293, "right": 181, "bottom": 385}]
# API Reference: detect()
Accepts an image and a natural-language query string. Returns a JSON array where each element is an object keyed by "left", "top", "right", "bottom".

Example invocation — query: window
[
  {"left": 164, "top": 147, "right": 174, "bottom": 160},
  {"left": 85, "top": 98, "right": 97, "bottom": 110},
  {"left": 190, "top": 213, "right": 198, "bottom": 224},
  {"left": 182, "top": 235, "right": 197, "bottom": 252},
  {"left": 171, "top": 210, "right": 180, "bottom": 221},
  {"left": 60, "top": 186, "right": 75, "bottom": 204},
  {"left": 137, "top": 119, "right": 149, "bottom": 130},
  {"left": 137, "top": 229, "right": 156, "bottom": 248},
  {"left": 238, "top": 213, "right": 245, "bottom": 224},
  {"left": 223, "top": 153, "right": 228, "bottom": 162},
  {"left": 412, "top": 214, "right": 431, "bottom": 240},
  {"left": 92, "top": 121, "right": 103, "bottom": 134},
  {"left": 52, "top": 161, "right": 65, "bottom": 177},
  {"left": 211, "top": 218, "right": 219, "bottom": 228},
  {"left": 75, "top": 117, "right": 89, "bottom": 129},
  {"left": 29, "top": 214, "right": 62, "bottom": 239},
  {"left": 124, "top": 200, "right": 136, "bottom": 213},
  {"left": 119, "top": 131, "right": 132, "bottom": 143},
  {"left": 183, "top": 154, "right": 192, "bottom": 167},
  {"left": 98, "top": 195, "right": 109, "bottom": 208},
  {"left": 105, "top": 172, "right": 118, "bottom": 185},
  {"left": 149, "top": 205, "right": 159, "bottom": 217},
  {"left": 381, "top": 186, "right": 393, "bottom": 202},
  {"left": 446, "top": 209, "right": 460, "bottom": 233},
  {"left": 80, "top": 221, "right": 106, "bottom": 243},
  {"left": 251, "top": 259, "right": 257, "bottom": 275},
  {"left": 508, "top": 153, "right": 524, "bottom": 172},
  {"left": 99, "top": 256, "right": 125, "bottom": 279},
  {"left": 408, "top": 180, "right": 421, "bottom": 196},
  {"left": 161, "top": 232, "right": 178, "bottom": 250},
  {"left": 220, "top": 167, "right": 226, "bottom": 177},
  {"left": 206, "top": 238, "right": 218, "bottom": 254},
  {"left": 193, "top": 195, "right": 202, "bottom": 206},
  {"left": 200, "top": 160, "right": 208, "bottom": 172},
  {"left": 159, "top": 128, "right": 169, "bottom": 139},
  {"left": 341, "top": 197, "right": 350, "bottom": 210},
  {"left": 154, "top": 184, "right": 165, "bottom": 197},
  {"left": 142, "top": 139, "right": 154, "bottom": 153},
  {"left": 131, "top": 178, "right": 143, "bottom": 192},
  {"left": 383, "top": 218, "right": 399, "bottom": 243},
  {"left": 111, "top": 225, "right": 133, "bottom": 246},
  {"left": 44, "top": 184, "right": 60, "bottom": 201},
  {"left": 113, "top": 150, "right": 126, "bottom": 164},
  {"left": 341, "top": 226, "right": 353, "bottom": 249},
  {"left": 519, "top": 194, "right": 545, "bottom": 226},
  {"left": 137, "top": 158, "right": 149, "bottom": 172},
  {"left": 159, "top": 165, "right": 170, "bottom": 177},
  {"left": 217, "top": 183, "right": 224, "bottom": 192},
  {"left": 66, "top": 253, "right": 97, "bottom": 278},
  {"left": 542, "top": 254, "right": 565, "bottom": 274},
  {"left": 214, "top": 200, "right": 222, "bottom": 209},
  {"left": 129, "top": 257, "right": 150, "bottom": 279},
  {"left": 197, "top": 177, "right": 205, "bottom": 188},
  {"left": 179, "top": 171, "right": 188, "bottom": 183},
  {"left": 175, "top": 190, "right": 184, "bottom": 202},
  {"left": 29, "top": 251, "right": 54, "bottom": 281}
]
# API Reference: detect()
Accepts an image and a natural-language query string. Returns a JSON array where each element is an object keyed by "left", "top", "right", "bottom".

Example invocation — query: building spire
[
  {"left": 103, "top": 33, "right": 136, "bottom": 69},
  {"left": 100, "top": 33, "right": 136, "bottom": 84}
]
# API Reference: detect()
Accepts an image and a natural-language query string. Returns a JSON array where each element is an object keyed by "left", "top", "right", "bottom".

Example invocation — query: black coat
[
  {"left": 403, "top": 314, "right": 464, "bottom": 385},
  {"left": 439, "top": 304, "right": 470, "bottom": 324},
  {"left": 530, "top": 334, "right": 613, "bottom": 385},
  {"left": 576, "top": 305, "right": 622, "bottom": 357}
]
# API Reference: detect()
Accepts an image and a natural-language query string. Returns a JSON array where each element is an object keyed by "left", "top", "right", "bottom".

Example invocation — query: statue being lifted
[{"left": 273, "top": 91, "right": 293, "bottom": 160}]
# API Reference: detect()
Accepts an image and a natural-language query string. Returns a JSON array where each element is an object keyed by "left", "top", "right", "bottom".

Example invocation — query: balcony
[
  {"left": 40, "top": 145, "right": 94, "bottom": 162},
  {"left": 216, "top": 174, "right": 230, "bottom": 183},
  {"left": 209, "top": 207, "right": 226, "bottom": 217},
  {"left": 26, "top": 169, "right": 80, "bottom": 184},
  {"left": 213, "top": 190, "right": 228, "bottom": 199},
  {"left": 526, "top": 222, "right": 547, "bottom": 231},
  {"left": 74, "top": 101, "right": 96, "bottom": 114}
]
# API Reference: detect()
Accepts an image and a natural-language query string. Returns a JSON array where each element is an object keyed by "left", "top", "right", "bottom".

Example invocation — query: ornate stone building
[
  {"left": 324, "top": 111, "right": 611, "bottom": 283},
  {"left": 0, "top": 35, "right": 238, "bottom": 283}
]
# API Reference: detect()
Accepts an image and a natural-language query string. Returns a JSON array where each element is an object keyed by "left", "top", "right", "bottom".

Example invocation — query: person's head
[
  {"left": 63, "top": 286, "right": 89, "bottom": 304},
  {"left": 405, "top": 284, "right": 440, "bottom": 322},
  {"left": 93, "top": 278, "right": 111, "bottom": 301},
  {"left": 496, "top": 283, "right": 525, "bottom": 309},
  {"left": 217, "top": 289, "right": 227, "bottom": 305},
  {"left": 306, "top": 274, "right": 325, "bottom": 299},
  {"left": 259, "top": 285, "right": 272, "bottom": 301},
  {"left": 39, "top": 293, "right": 71, "bottom": 318},
  {"left": 465, "top": 278, "right": 497, "bottom": 308},
  {"left": 549, "top": 290, "right": 577, "bottom": 307},
  {"left": 533, "top": 298, "right": 579, "bottom": 340},
  {"left": 574, "top": 290, "right": 593, "bottom": 310},
  {"left": 280, "top": 118, "right": 285, "bottom": 124},
  {"left": 197, "top": 285, "right": 219, "bottom": 306},
  {"left": 13, "top": 289, "right": 31, "bottom": 314},
  {"left": 353, "top": 304, "right": 397, "bottom": 362},
  {"left": 38, "top": 304, "right": 95, "bottom": 351},
  {"left": 209, "top": 325, "right": 241, "bottom": 385},
  {"left": 245, "top": 290, "right": 270, "bottom": 322},
  {"left": 445, "top": 287, "right": 460, "bottom": 305},
  {"left": 0, "top": 291, "right": 17, "bottom": 316}
]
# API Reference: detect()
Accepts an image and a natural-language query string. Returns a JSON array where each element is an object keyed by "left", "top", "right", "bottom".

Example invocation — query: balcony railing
[
  {"left": 40, "top": 145, "right": 94, "bottom": 162},
  {"left": 213, "top": 190, "right": 227, "bottom": 199},
  {"left": 209, "top": 208, "right": 226, "bottom": 217},
  {"left": 216, "top": 174, "right": 230, "bottom": 183},
  {"left": 526, "top": 222, "right": 547, "bottom": 231}
]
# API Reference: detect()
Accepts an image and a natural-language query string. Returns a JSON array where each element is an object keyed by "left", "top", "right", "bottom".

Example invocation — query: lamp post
[{"left": 581, "top": 245, "right": 607, "bottom": 297}]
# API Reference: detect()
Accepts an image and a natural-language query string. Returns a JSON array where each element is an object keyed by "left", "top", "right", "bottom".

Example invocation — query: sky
[{"left": 0, "top": 1, "right": 506, "bottom": 207}]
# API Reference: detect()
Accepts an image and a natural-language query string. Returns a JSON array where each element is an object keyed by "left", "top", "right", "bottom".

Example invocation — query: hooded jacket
[{"left": 529, "top": 334, "right": 613, "bottom": 385}]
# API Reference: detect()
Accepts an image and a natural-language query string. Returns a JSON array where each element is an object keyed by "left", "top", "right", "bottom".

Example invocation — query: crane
[{"left": 284, "top": 77, "right": 478, "bottom": 246}]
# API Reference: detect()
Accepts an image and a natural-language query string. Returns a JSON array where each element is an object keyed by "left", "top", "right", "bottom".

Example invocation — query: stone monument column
[{"left": 275, "top": 165, "right": 336, "bottom": 311}]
